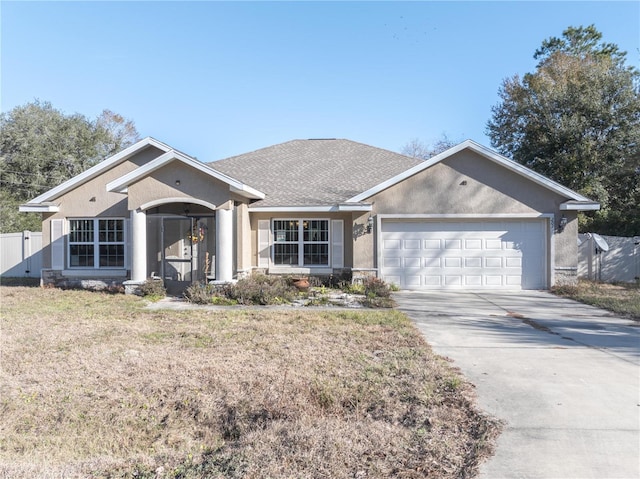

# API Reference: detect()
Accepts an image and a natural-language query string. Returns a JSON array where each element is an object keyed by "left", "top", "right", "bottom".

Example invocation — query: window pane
[
  {"left": 99, "top": 219, "right": 124, "bottom": 243},
  {"left": 274, "top": 243, "right": 299, "bottom": 265},
  {"left": 69, "top": 220, "right": 94, "bottom": 243},
  {"left": 70, "top": 245, "right": 94, "bottom": 267},
  {"left": 303, "top": 220, "right": 328, "bottom": 242},
  {"left": 303, "top": 244, "right": 328, "bottom": 265},
  {"left": 99, "top": 244, "right": 124, "bottom": 267},
  {"left": 273, "top": 220, "right": 298, "bottom": 242}
]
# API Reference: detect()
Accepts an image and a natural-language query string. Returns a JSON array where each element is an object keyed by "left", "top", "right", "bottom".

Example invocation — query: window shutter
[
  {"left": 51, "top": 219, "right": 64, "bottom": 270},
  {"left": 125, "top": 218, "right": 132, "bottom": 271},
  {"left": 331, "top": 219, "right": 344, "bottom": 268},
  {"left": 258, "top": 219, "right": 270, "bottom": 268}
]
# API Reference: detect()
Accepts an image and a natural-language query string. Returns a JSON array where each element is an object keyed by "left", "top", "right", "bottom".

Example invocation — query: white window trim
[
  {"left": 271, "top": 218, "right": 331, "bottom": 268},
  {"left": 67, "top": 218, "right": 127, "bottom": 270}
]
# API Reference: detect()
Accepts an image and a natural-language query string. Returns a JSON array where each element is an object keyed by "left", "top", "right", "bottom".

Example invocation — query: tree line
[{"left": 0, "top": 101, "right": 139, "bottom": 232}]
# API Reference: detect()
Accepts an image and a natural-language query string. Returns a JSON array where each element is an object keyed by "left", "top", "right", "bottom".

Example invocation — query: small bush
[
  {"left": 184, "top": 282, "right": 237, "bottom": 305},
  {"left": 184, "top": 282, "right": 215, "bottom": 304},
  {"left": 229, "top": 274, "right": 298, "bottom": 305},
  {"left": 137, "top": 278, "right": 166, "bottom": 299},
  {"left": 364, "top": 277, "right": 392, "bottom": 298}
]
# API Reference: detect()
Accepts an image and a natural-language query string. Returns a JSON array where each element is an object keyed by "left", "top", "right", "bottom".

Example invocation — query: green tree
[
  {"left": 487, "top": 25, "right": 640, "bottom": 235},
  {"left": 0, "top": 100, "right": 140, "bottom": 233}
]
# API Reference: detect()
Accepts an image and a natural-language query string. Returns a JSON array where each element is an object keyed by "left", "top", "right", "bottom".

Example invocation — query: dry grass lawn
[
  {"left": 0, "top": 286, "right": 499, "bottom": 478},
  {"left": 553, "top": 280, "right": 640, "bottom": 320}
]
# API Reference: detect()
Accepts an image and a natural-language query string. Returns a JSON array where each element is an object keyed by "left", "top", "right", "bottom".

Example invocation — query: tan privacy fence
[{"left": 0, "top": 231, "right": 43, "bottom": 278}]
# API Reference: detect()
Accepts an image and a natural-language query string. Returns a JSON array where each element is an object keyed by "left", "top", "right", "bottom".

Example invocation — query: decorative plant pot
[{"left": 293, "top": 278, "right": 310, "bottom": 291}]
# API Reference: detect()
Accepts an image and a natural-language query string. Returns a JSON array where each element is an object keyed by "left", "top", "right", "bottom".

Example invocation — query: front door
[{"left": 162, "top": 217, "right": 193, "bottom": 295}]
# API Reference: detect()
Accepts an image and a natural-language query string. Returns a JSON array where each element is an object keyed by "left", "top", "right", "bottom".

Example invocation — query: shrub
[
  {"left": 184, "top": 282, "right": 237, "bottom": 305},
  {"left": 184, "top": 282, "right": 215, "bottom": 304},
  {"left": 363, "top": 277, "right": 392, "bottom": 298},
  {"left": 136, "top": 279, "right": 166, "bottom": 299},
  {"left": 229, "top": 274, "right": 298, "bottom": 305}
]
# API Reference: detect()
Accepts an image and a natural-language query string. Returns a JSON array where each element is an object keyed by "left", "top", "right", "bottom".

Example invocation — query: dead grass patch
[
  {"left": 0, "top": 286, "right": 500, "bottom": 478},
  {"left": 552, "top": 280, "right": 640, "bottom": 320}
]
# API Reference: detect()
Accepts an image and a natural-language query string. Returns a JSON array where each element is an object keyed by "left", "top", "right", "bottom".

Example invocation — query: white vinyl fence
[
  {"left": 578, "top": 234, "right": 640, "bottom": 283},
  {"left": 0, "top": 231, "right": 43, "bottom": 278}
]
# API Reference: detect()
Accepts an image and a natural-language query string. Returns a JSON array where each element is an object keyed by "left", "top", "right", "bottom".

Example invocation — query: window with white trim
[
  {"left": 68, "top": 218, "right": 125, "bottom": 268},
  {"left": 273, "top": 219, "right": 329, "bottom": 266}
]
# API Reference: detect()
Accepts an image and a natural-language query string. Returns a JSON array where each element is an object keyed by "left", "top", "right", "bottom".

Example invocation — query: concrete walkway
[{"left": 394, "top": 290, "right": 640, "bottom": 479}]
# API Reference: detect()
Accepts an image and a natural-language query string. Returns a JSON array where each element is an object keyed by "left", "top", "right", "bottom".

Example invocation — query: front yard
[
  {"left": 552, "top": 280, "right": 640, "bottom": 320},
  {"left": 0, "top": 286, "right": 499, "bottom": 478}
]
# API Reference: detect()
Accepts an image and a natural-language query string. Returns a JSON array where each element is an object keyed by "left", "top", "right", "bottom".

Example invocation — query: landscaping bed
[{"left": 0, "top": 285, "right": 500, "bottom": 478}]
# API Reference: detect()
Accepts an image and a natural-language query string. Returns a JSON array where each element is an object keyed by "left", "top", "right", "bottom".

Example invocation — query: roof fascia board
[
  {"left": 25, "top": 137, "right": 171, "bottom": 205},
  {"left": 249, "top": 204, "right": 372, "bottom": 213},
  {"left": 107, "top": 150, "right": 266, "bottom": 200},
  {"left": 560, "top": 201, "right": 600, "bottom": 211},
  {"left": 347, "top": 140, "right": 592, "bottom": 203},
  {"left": 18, "top": 203, "right": 60, "bottom": 213}
]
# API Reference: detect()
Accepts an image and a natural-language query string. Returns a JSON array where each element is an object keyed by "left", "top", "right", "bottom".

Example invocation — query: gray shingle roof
[{"left": 210, "top": 139, "right": 422, "bottom": 207}]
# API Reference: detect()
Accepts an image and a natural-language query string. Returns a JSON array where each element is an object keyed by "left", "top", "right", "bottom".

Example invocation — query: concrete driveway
[{"left": 394, "top": 290, "right": 640, "bottom": 479}]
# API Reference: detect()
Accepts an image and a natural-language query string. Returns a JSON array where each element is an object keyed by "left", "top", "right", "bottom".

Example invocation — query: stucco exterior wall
[
  {"left": 352, "top": 150, "right": 578, "bottom": 286},
  {"left": 126, "top": 161, "right": 241, "bottom": 211}
]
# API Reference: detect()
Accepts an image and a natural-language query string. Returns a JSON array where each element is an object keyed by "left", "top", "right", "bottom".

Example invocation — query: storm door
[
  {"left": 159, "top": 216, "right": 215, "bottom": 295},
  {"left": 161, "top": 217, "right": 193, "bottom": 295}
]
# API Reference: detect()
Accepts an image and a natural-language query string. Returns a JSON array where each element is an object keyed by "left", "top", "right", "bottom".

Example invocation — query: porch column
[
  {"left": 131, "top": 208, "right": 147, "bottom": 282},
  {"left": 216, "top": 202, "right": 234, "bottom": 282}
]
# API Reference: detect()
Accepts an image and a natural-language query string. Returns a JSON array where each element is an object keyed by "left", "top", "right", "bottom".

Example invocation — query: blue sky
[{"left": 2, "top": 1, "right": 638, "bottom": 160}]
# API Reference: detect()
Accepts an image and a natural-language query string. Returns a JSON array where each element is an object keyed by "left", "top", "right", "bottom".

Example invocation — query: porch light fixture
[
  {"left": 558, "top": 215, "right": 568, "bottom": 232},
  {"left": 175, "top": 180, "right": 181, "bottom": 186},
  {"left": 367, "top": 215, "right": 374, "bottom": 233}
]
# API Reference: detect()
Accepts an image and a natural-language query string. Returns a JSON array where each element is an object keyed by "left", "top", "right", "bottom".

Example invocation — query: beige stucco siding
[
  {"left": 126, "top": 161, "right": 240, "bottom": 211},
  {"left": 372, "top": 150, "right": 568, "bottom": 215}
]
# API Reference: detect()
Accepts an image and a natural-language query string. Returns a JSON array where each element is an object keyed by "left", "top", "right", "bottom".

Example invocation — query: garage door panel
[
  {"left": 383, "top": 257, "right": 401, "bottom": 267},
  {"left": 424, "top": 275, "right": 442, "bottom": 286},
  {"left": 445, "top": 239, "right": 462, "bottom": 249},
  {"left": 465, "top": 257, "right": 482, "bottom": 268},
  {"left": 424, "top": 239, "right": 441, "bottom": 249},
  {"left": 383, "top": 239, "right": 401, "bottom": 250},
  {"left": 465, "top": 239, "right": 482, "bottom": 249},
  {"left": 380, "top": 220, "right": 546, "bottom": 290},
  {"left": 404, "top": 257, "right": 421, "bottom": 268},
  {"left": 485, "top": 275, "right": 503, "bottom": 286},
  {"left": 485, "top": 239, "right": 503, "bottom": 250},
  {"left": 404, "top": 239, "right": 421, "bottom": 249},
  {"left": 465, "top": 275, "right": 482, "bottom": 286},
  {"left": 424, "top": 257, "right": 441, "bottom": 267},
  {"left": 485, "top": 257, "right": 503, "bottom": 268}
]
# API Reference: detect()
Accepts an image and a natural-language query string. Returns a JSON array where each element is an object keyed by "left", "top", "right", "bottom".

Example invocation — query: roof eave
[
  {"left": 249, "top": 203, "right": 372, "bottom": 213},
  {"left": 19, "top": 202, "right": 60, "bottom": 213},
  {"left": 27, "top": 137, "right": 172, "bottom": 204},
  {"left": 106, "top": 149, "right": 266, "bottom": 200},
  {"left": 560, "top": 201, "right": 601, "bottom": 211}
]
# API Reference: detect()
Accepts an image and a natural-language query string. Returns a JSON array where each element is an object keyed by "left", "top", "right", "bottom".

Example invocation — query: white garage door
[{"left": 380, "top": 220, "right": 547, "bottom": 290}]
